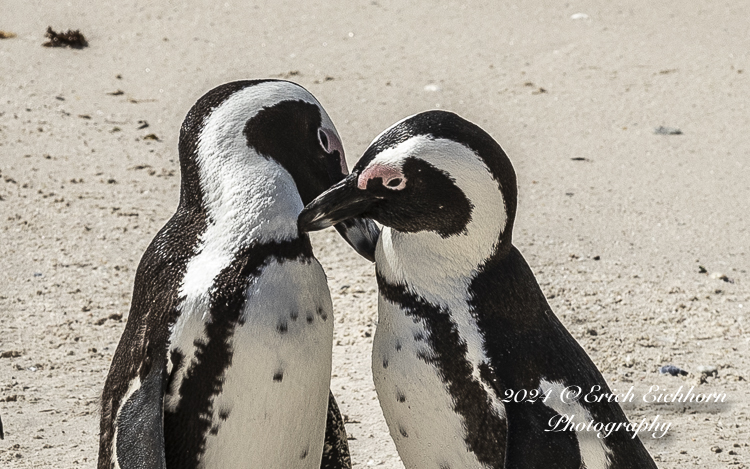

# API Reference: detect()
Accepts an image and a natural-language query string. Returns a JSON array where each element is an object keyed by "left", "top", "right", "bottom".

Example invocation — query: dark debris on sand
[
  {"left": 659, "top": 364, "right": 689, "bottom": 377},
  {"left": 654, "top": 126, "right": 682, "bottom": 135},
  {"left": 43, "top": 27, "right": 88, "bottom": 49}
]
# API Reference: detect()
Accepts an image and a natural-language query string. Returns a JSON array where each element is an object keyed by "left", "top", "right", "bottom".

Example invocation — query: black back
[{"left": 471, "top": 247, "right": 658, "bottom": 469}]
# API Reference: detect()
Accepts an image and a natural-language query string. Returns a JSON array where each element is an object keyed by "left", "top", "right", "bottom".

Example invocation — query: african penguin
[
  {"left": 299, "top": 110, "right": 658, "bottom": 469},
  {"left": 98, "top": 80, "right": 378, "bottom": 469}
]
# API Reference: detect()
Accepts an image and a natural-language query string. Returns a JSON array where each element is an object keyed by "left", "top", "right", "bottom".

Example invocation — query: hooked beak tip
[{"left": 298, "top": 211, "right": 332, "bottom": 233}]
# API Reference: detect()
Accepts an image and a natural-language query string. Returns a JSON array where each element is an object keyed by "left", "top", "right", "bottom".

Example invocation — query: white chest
[
  {"left": 167, "top": 258, "right": 334, "bottom": 469},
  {"left": 372, "top": 296, "right": 489, "bottom": 469}
]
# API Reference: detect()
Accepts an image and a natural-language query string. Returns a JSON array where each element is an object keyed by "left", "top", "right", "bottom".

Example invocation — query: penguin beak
[{"left": 299, "top": 175, "right": 380, "bottom": 261}]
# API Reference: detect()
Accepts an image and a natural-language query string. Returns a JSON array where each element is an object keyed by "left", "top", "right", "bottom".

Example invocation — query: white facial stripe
[
  {"left": 540, "top": 380, "right": 612, "bottom": 469},
  {"left": 196, "top": 80, "right": 331, "bottom": 240}
]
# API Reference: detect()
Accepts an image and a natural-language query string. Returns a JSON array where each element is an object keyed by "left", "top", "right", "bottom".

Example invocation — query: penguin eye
[
  {"left": 318, "top": 129, "right": 330, "bottom": 152},
  {"left": 386, "top": 178, "right": 403, "bottom": 188}
]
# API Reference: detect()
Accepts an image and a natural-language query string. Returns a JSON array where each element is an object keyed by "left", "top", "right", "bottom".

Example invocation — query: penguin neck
[
  {"left": 200, "top": 158, "right": 302, "bottom": 248},
  {"left": 375, "top": 145, "right": 508, "bottom": 310},
  {"left": 178, "top": 151, "right": 304, "bottom": 300},
  {"left": 376, "top": 215, "right": 505, "bottom": 311}
]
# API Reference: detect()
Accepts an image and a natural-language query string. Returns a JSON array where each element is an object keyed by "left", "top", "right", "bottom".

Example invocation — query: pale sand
[{"left": 0, "top": 1, "right": 748, "bottom": 467}]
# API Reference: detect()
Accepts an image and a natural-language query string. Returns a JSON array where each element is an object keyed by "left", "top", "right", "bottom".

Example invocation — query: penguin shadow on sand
[
  {"left": 98, "top": 80, "right": 378, "bottom": 469},
  {"left": 300, "top": 110, "right": 660, "bottom": 469}
]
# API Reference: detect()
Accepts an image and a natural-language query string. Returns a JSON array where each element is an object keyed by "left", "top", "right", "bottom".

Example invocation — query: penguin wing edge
[
  {"left": 320, "top": 390, "right": 352, "bottom": 469},
  {"left": 503, "top": 399, "right": 582, "bottom": 469},
  {"left": 114, "top": 363, "right": 167, "bottom": 469}
]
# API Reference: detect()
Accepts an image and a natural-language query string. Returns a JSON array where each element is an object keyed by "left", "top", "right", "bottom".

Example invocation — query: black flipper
[
  {"left": 320, "top": 391, "right": 352, "bottom": 469},
  {"left": 503, "top": 399, "right": 581, "bottom": 469},
  {"left": 115, "top": 355, "right": 167, "bottom": 469}
]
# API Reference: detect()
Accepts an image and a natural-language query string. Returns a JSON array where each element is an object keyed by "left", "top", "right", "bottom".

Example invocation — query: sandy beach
[{"left": 1, "top": 1, "right": 748, "bottom": 467}]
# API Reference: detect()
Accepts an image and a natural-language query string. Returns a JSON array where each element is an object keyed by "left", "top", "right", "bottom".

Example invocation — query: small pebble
[
  {"left": 697, "top": 365, "right": 718, "bottom": 375},
  {"left": 659, "top": 364, "right": 688, "bottom": 376},
  {"left": 710, "top": 446, "right": 722, "bottom": 453}
]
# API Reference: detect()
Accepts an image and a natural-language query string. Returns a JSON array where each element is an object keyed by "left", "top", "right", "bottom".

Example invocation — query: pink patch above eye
[{"left": 358, "top": 164, "right": 406, "bottom": 190}]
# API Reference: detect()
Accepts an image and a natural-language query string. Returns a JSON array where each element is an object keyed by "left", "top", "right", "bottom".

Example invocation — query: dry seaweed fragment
[
  {"left": 0, "top": 31, "right": 17, "bottom": 39},
  {"left": 43, "top": 27, "right": 88, "bottom": 49}
]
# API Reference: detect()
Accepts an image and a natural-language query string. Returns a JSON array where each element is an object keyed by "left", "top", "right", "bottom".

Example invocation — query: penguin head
[
  {"left": 298, "top": 110, "right": 517, "bottom": 253},
  {"left": 179, "top": 79, "right": 352, "bottom": 205},
  {"left": 178, "top": 80, "right": 378, "bottom": 260}
]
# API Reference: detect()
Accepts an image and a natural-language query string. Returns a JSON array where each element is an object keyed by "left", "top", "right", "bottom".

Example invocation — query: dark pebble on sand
[
  {"left": 654, "top": 126, "right": 682, "bottom": 135},
  {"left": 659, "top": 364, "right": 688, "bottom": 376}
]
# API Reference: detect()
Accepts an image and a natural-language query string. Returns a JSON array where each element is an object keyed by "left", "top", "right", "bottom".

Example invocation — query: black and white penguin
[
  {"left": 98, "top": 80, "right": 378, "bottom": 469},
  {"left": 299, "top": 111, "right": 658, "bottom": 469}
]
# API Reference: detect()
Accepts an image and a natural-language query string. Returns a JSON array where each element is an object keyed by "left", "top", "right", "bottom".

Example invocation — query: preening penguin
[
  {"left": 299, "top": 110, "right": 658, "bottom": 469},
  {"left": 98, "top": 80, "right": 377, "bottom": 469}
]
